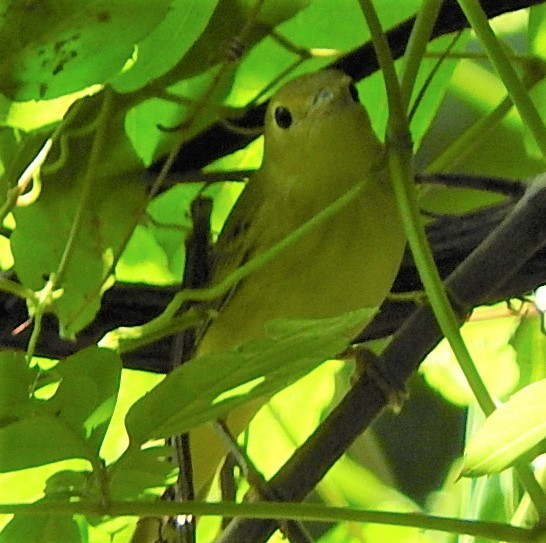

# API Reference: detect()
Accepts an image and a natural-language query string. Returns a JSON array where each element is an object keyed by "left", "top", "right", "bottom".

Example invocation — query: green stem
[
  {"left": 0, "top": 501, "right": 536, "bottom": 542},
  {"left": 515, "top": 464, "right": 546, "bottom": 521},
  {"left": 25, "top": 90, "right": 113, "bottom": 367},
  {"left": 399, "top": 0, "right": 443, "bottom": 110},
  {"left": 357, "top": 0, "right": 405, "bottom": 123},
  {"left": 0, "top": 278, "right": 36, "bottom": 302},
  {"left": 387, "top": 146, "right": 497, "bottom": 416},
  {"left": 26, "top": 280, "right": 57, "bottom": 367},
  {"left": 357, "top": 3, "right": 546, "bottom": 514},
  {"left": 456, "top": 0, "right": 546, "bottom": 157},
  {"left": 104, "top": 307, "right": 206, "bottom": 354},
  {"left": 55, "top": 89, "right": 113, "bottom": 286},
  {"left": 359, "top": 0, "right": 496, "bottom": 416},
  {"left": 362, "top": 0, "right": 546, "bottom": 519}
]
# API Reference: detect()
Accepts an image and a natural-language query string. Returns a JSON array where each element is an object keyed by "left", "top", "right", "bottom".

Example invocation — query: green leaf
[
  {"left": 147, "top": 0, "right": 310, "bottom": 87},
  {"left": 420, "top": 312, "right": 520, "bottom": 406},
  {"left": 528, "top": 4, "right": 546, "bottom": 61},
  {"left": 0, "top": 415, "right": 91, "bottom": 472},
  {"left": 112, "top": 0, "right": 220, "bottom": 93},
  {"left": 108, "top": 445, "right": 177, "bottom": 500},
  {"left": 246, "top": 361, "right": 342, "bottom": 477},
  {"left": 115, "top": 224, "right": 178, "bottom": 285},
  {"left": 48, "top": 346, "right": 122, "bottom": 453},
  {"left": 11, "top": 94, "right": 148, "bottom": 337},
  {"left": 144, "top": 183, "right": 205, "bottom": 279},
  {"left": 229, "top": 0, "right": 372, "bottom": 108},
  {"left": 125, "top": 66, "right": 236, "bottom": 166},
  {"left": 125, "top": 307, "right": 375, "bottom": 445},
  {"left": 0, "top": 0, "right": 171, "bottom": 101},
  {"left": 0, "top": 344, "right": 120, "bottom": 473},
  {"left": 121, "top": 0, "right": 310, "bottom": 164},
  {"left": 0, "top": 351, "right": 33, "bottom": 425},
  {"left": 0, "top": 506, "right": 80, "bottom": 543},
  {"left": 44, "top": 469, "right": 91, "bottom": 498},
  {"left": 510, "top": 313, "right": 546, "bottom": 388},
  {"left": 462, "top": 379, "right": 546, "bottom": 477}
]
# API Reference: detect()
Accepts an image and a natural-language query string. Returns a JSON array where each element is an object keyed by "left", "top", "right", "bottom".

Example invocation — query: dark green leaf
[
  {"left": 0, "top": 415, "right": 91, "bottom": 472},
  {"left": 108, "top": 445, "right": 177, "bottom": 500},
  {"left": 0, "top": 507, "right": 80, "bottom": 543},
  {"left": 11, "top": 93, "right": 148, "bottom": 337},
  {"left": 0, "top": 351, "right": 32, "bottom": 425},
  {"left": 48, "top": 346, "right": 122, "bottom": 453},
  {"left": 0, "top": 0, "right": 171, "bottom": 100}
]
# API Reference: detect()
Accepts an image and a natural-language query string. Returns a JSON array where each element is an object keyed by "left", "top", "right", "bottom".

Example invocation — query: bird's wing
[{"left": 195, "top": 175, "right": 266, "bottom": 340}]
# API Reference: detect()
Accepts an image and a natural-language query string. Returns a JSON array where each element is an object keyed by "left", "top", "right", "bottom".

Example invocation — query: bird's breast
[{"left": 199, "top": 174, "right": 405, "bottom": 354}]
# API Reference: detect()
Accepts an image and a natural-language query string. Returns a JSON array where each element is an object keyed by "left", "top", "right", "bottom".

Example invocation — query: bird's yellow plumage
[
  {"left": 189, "top": 69, "right": 406, "bottom": 491},
  {"left": 199, "top": 70, "right": 404, "bottom": 352},
  {"left": 131, "top": 69, "right": 406, "bottom": 541}
]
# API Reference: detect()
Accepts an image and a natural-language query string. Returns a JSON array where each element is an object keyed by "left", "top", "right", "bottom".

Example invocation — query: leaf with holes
[{"left": 0, "top": 0, "right": 170, "bottom": 100}]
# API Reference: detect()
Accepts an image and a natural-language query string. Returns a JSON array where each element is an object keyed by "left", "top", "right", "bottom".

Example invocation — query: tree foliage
[{"left": 1, "top": 1, "right": 546, "bottom": 543}]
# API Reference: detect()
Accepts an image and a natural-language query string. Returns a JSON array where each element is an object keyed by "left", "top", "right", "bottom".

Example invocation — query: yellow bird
[{"left": 132, "top": 69, "right": 406, "bottom": 541}]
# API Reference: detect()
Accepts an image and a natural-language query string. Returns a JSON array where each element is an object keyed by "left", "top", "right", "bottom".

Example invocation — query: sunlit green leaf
[
  {"left": 111, "top": 0, "right": 219, "bottom": 93},
  {"left": 510, "top": 313, "right": 546, "bottom": 388},
  {"left": 420, "top": 311, "right": 520, "bottom": 406},
  {"left": 125, "top": 308, "right": 375, "bottom": 444},
  {"left": 528, "top": 4, "right": 546, "bottom": 61},
  {"left": 246, "top": 361, "right": 341, "bottom": 477},
  {"left": 99, "top": 369, "right": 164, "bottom": 464},
  {"left": 463, "top": 379, "right": 546, "bottom": 476},
  {"left": 115, "top": 225, "right": 178, "bottom": 285}
]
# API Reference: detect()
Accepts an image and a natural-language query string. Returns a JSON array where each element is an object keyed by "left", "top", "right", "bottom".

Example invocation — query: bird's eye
[
  {"left": 274, "top": 106, "right": 293, "bottom": 129},
  {"left": 348, "top": 82, "right": 360, "bottom": 103}
]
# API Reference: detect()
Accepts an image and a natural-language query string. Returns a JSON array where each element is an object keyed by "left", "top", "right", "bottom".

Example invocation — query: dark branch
[{"left": 0, "top": 174, "right": 544, "bottom": 372}]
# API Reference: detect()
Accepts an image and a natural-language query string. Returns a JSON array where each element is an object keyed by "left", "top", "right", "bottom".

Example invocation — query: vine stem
[
  {"left": 359, "top": 0, "right": 546, "bottom": 520},
  {"left": 0, "top": 501, "right": 537, "bottom": 542},
  {"left": 55, "top": 89, "right": 113, "bottom": 286},
  {"left": 456, "top": 0, "right": 546, "bottom": 157},
  {"left": 26, "top": 89, "right": 113, "bottom": 367},
  {"left": 357, "top": 0, "right": 496, "bottom": 414},
  {"left": 399, "top": 0, "right": 443, "bottom": 109}
]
